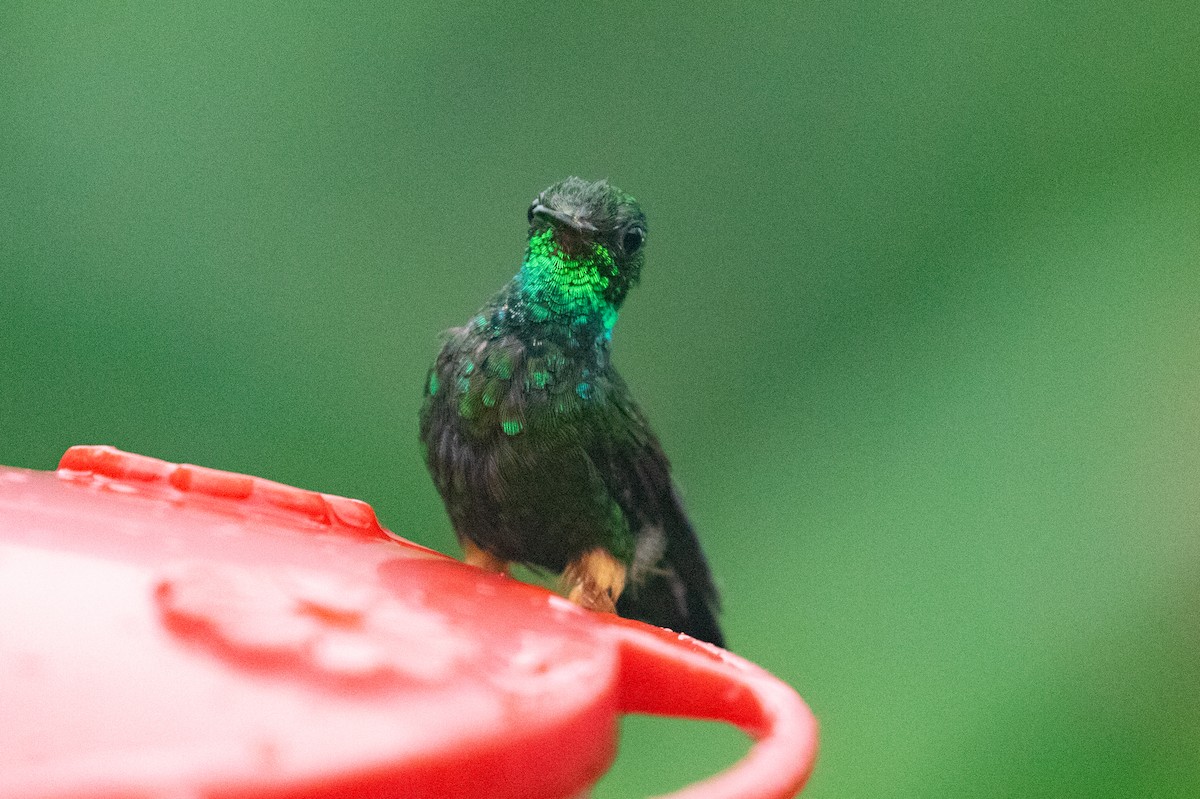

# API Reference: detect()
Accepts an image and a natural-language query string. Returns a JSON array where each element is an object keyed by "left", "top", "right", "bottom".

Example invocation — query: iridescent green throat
[{"left": 518, "top": 229, "right": 619, "bottom": 332}]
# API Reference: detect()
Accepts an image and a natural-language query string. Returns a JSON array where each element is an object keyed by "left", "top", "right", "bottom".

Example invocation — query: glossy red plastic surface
[{"left": 1, "top": 446, "right": 818, "bottom": 798}]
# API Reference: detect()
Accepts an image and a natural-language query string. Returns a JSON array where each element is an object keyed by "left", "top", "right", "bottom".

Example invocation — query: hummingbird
[{"left": 418, "top": 177, "right": 723, "bottom": 647}]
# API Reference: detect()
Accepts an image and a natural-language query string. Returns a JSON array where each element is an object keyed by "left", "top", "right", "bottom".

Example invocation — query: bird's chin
[{"left": 551, "top": 227, "right": 591, "bottom": 259}]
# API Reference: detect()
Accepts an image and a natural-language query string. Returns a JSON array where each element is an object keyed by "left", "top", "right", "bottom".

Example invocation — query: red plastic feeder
[{"left": 1, "top": 446, "right": 818, "bottom": 798}]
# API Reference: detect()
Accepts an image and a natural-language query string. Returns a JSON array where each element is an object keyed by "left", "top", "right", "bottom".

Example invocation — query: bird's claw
[
  {"left": 562, "top": 547, "right": 627, "bottom": 615},
  {"left": 568, "top": 581, "right": 619, "bottom": 614}
]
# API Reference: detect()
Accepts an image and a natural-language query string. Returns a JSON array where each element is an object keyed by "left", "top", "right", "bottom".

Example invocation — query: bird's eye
[
  {"left": 621, "top": 226, "right": 645, "bottom": 254},
  {"left": 527, "top": 202, "right": 537, "bottom": 225}
]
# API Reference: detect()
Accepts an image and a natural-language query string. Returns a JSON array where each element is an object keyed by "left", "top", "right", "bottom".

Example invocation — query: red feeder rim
[{"left": 0, "top": 445, "right": 818, "bottom": 799}]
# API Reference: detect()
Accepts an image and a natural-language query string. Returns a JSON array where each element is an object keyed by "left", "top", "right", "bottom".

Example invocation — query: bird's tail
[
  {"left": 618, "top": 568, "right": 724, "bottom": 648},
  {"left": 617, "top": 498, "right": 724, "bottom": 648}
]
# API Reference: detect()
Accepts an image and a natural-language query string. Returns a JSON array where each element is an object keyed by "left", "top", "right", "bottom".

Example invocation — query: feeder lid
[{"left": 0, "top": 446, "right": 817, "bottom": 799}]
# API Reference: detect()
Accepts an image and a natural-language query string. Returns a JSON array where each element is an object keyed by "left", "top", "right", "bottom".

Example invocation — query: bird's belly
[{"left": 447, "top": 428, "right": 618, "bottom": 573}]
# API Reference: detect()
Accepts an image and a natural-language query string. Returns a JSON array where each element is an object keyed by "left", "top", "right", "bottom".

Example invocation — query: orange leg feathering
[
  {"left": 561, "top": 547, "right": 627, "bottom": 615},
  {"left": 461, "top": 539, "right": 510, "bottom": 574}
]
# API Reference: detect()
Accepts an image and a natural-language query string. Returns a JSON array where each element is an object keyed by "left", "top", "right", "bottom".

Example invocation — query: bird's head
[{"left": 519, "top": 177, "right": 647, "bottom": 326}]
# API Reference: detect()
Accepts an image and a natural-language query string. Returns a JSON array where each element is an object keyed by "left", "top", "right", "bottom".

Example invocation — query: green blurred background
[{"left": 2, "top": 2, "right": 1197, "bottom": 796}]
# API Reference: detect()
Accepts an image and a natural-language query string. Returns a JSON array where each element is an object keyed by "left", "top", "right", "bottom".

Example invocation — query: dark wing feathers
[{"left": 590, "top": 394, "right": 724, "bottom": 647}]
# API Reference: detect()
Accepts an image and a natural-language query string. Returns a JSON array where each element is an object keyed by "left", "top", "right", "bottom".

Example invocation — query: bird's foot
[
  {"left": 461, "top": 539, "right": 510, "bottom": 575},
  {"left": 562, "top": 548, "right": 627, "bottom": 615}
]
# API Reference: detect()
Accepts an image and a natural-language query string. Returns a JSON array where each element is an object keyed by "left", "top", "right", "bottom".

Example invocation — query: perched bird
[{"left": 419, "top": 177, "right": 723, "bottom": 647}]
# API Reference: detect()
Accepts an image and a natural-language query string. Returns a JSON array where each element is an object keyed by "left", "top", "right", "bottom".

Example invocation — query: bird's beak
[{"left": 531, "top": 203, "right": 598, "bottom": 233}]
